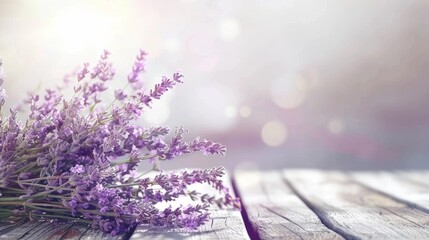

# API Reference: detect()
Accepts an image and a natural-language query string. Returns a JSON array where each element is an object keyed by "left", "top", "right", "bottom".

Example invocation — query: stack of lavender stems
[{"left": 0, "top": 50, "right": 240, "bottom": 235}]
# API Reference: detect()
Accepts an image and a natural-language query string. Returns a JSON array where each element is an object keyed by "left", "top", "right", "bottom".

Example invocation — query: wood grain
[
  {"left": 0, "top": 219, "right": 26, "bottom": 235},
  {"left": 0, "top": 221, "right": 44, "bottom": 239},
  {"left": 18, "top": 221, "right": 73, "bottom": 240},
  {"left": 235, "top": 170, "right": 343, "bottom": 240},
  {"left": 284, "top": 169, "right": 429, "bottom": 240},
  {"left": 78, "top": 228, "right": 126, "bottom": 240},
  {"left": 0, "top": 220, "right": 124, "bottom": 240},
  {"left": 131, "top": 208, "right": 246, "bottom": 240},
  {"left": 0, "top": 221, "right": 74, "bottom": 240},
  {"left": 130, "top": 171, "right": 248, "bottom": 240},
  {"left": 352, "top": 171, "right": 429, "bottom": 212},
  {"left": 61, "top": 222, "right": 128, "bottom": 240},
  {"left": 60, "top": 223, "right": 90, "bottom": 240}
]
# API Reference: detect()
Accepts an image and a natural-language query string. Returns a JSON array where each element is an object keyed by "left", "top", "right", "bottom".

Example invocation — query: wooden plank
[
  {"left": 131, "top": 208, "right": 246, "bottom": 240},
  {"left": 62, "top": 222, "right": 127, "bottom": 240},
  {"left": 130, "top": 171, "right": 249, "bottom": 240},
  {"left": 234, "top": 170, "right": 344, "bottom": 240},
  {"left": 0, "top": 219, "right": 26, "bottom": 235},
  {"left": 352, "top": 171, "right": 429, "bottom": 211},
  {"left": 17, "top": 221, "right": 73, "bottom": 240},
  {"left": 0, "top": 221, "right": 46, "bottom": 239},
  {"left": 78, "top": 228, "right": 125, "bottom": 240},
  {"left": 0, "top": 220, "right": 122, "bottom": 240},
  {"left": 284, "top": 169, "right": 429, "bottom": 240},
  {"left": 396, "top": 170, "right": 429, "bottom": 188},
  {"left": 0, "top": 221, "right": 73, "bottom": 240},
  {"left": 60, "top": 223, "right": 90, "bottom": 240},
  {"left": 0, "top": 221, "right": 49, "bottom": 239}
]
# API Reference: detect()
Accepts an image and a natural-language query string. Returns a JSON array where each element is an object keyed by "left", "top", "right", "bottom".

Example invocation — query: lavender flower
[
  {"left": 0, "top": 51, "right": 239, "bottom": 236},
  {"left": 70, "top": 164, "right": 85, "bottom": 174},
  {"left": 0, "top": 59, "right": 6, "bottom": 109},
  {"left": 128, "top": 50, "right": 148, "bottom": 90},
  {"left": 150, "top": 75, "right": 182, "bottom": 99},
  {"left": 77, "top": 63, "right": 90, "bottom": 82},
  {"left": 114, "top": 89, "right": 127, "bottom": 100}
]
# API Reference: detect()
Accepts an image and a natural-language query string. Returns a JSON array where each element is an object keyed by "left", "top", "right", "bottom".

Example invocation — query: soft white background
[{"left": 1, "top": 0, "right": 429, "bottom": 171}]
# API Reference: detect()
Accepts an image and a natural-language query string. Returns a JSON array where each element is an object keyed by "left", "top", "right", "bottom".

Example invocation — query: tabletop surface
[{"left": 1, "top": 169, "right": 429, "bottom": 240}]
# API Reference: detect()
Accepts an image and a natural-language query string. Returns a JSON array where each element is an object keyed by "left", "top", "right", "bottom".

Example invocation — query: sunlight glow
[
  {"left": 50, "top": 7, "right": 113, "bottom": 54},
  {"left": 143, "top": 100, "right": 170, "bottom": 125}
]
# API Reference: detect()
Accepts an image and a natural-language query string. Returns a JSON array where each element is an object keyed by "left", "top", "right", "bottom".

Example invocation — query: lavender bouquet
[{"left": 0, "top": 50, "right": 240, "bottom": 235}]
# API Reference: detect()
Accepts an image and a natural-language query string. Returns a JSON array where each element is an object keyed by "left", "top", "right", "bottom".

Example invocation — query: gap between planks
[
  {"left": 284, "top": 169, "right": 429, "bottom": 240},
  {"left": 235, "top": 170, "right": 344, "bottom": 240},
  {"left": 351, "top": 170, "right": 429, "bottom": 215}
]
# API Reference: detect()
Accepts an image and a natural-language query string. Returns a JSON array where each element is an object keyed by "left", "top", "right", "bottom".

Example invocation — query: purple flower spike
[
  {"left": 173, "top": 72, "right": 184, "bottom": 83},
  {"left": 150, "top": 76, "right": 176, "bottom": 99},
  {"left": 190, "top": 138, "right": 227, "bottom": 156},
  {"left": 128, "top": 49, "right": 148, "bottom": 86},
  {"left": 0, "top": 59, "right": 6, "bottom": 108},
  {"left": 114, "top": 89, "right": 127, "bottom": 100},
  {"left": 77, "top": 63, "right": 90, "bottom": 81}
]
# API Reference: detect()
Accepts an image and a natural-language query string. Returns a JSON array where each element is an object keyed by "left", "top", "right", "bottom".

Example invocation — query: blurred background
[{"left": 1, "top": 0, "right": 429, "bottom": 171}]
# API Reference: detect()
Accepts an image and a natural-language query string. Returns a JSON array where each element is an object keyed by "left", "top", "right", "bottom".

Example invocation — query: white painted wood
[
  {"left": 396, "top": 170, "right": 429, "bottom": 188},
  {"left": 284, "top": 169, "right": 429, "bottom": 240},
  {"left": 79, "top": 228, "right": 125, "bottom": 240},
  {"left": 352, "top": 171, "right": 429, "bottom": 211},
  {"left": 235, "top": 170, "right": 343, "bottom": 240}
]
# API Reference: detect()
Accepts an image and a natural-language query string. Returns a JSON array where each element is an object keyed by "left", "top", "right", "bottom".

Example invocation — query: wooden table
[{"left": 1, "top": 170, "right": 429, "bottom": 239}]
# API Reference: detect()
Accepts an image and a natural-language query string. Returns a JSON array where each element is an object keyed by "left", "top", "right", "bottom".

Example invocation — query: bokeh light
[
  {"left": 220, "top": 18, "right": 241, "bottom": 41},
  {"left": 261, "top": 120, "right": 288, "bottom": 147},
  {"left": 224, "top": 105, "right": 237, "bottom": 118},
  {"left": 328, "top": 118, "right": 345, "bottom": 135},
  {"left": 270, "top": 75, "right": 308, "bottom": 109},
  {"left": 239, "top": 105, "right": 252, "bottom": 118}
]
